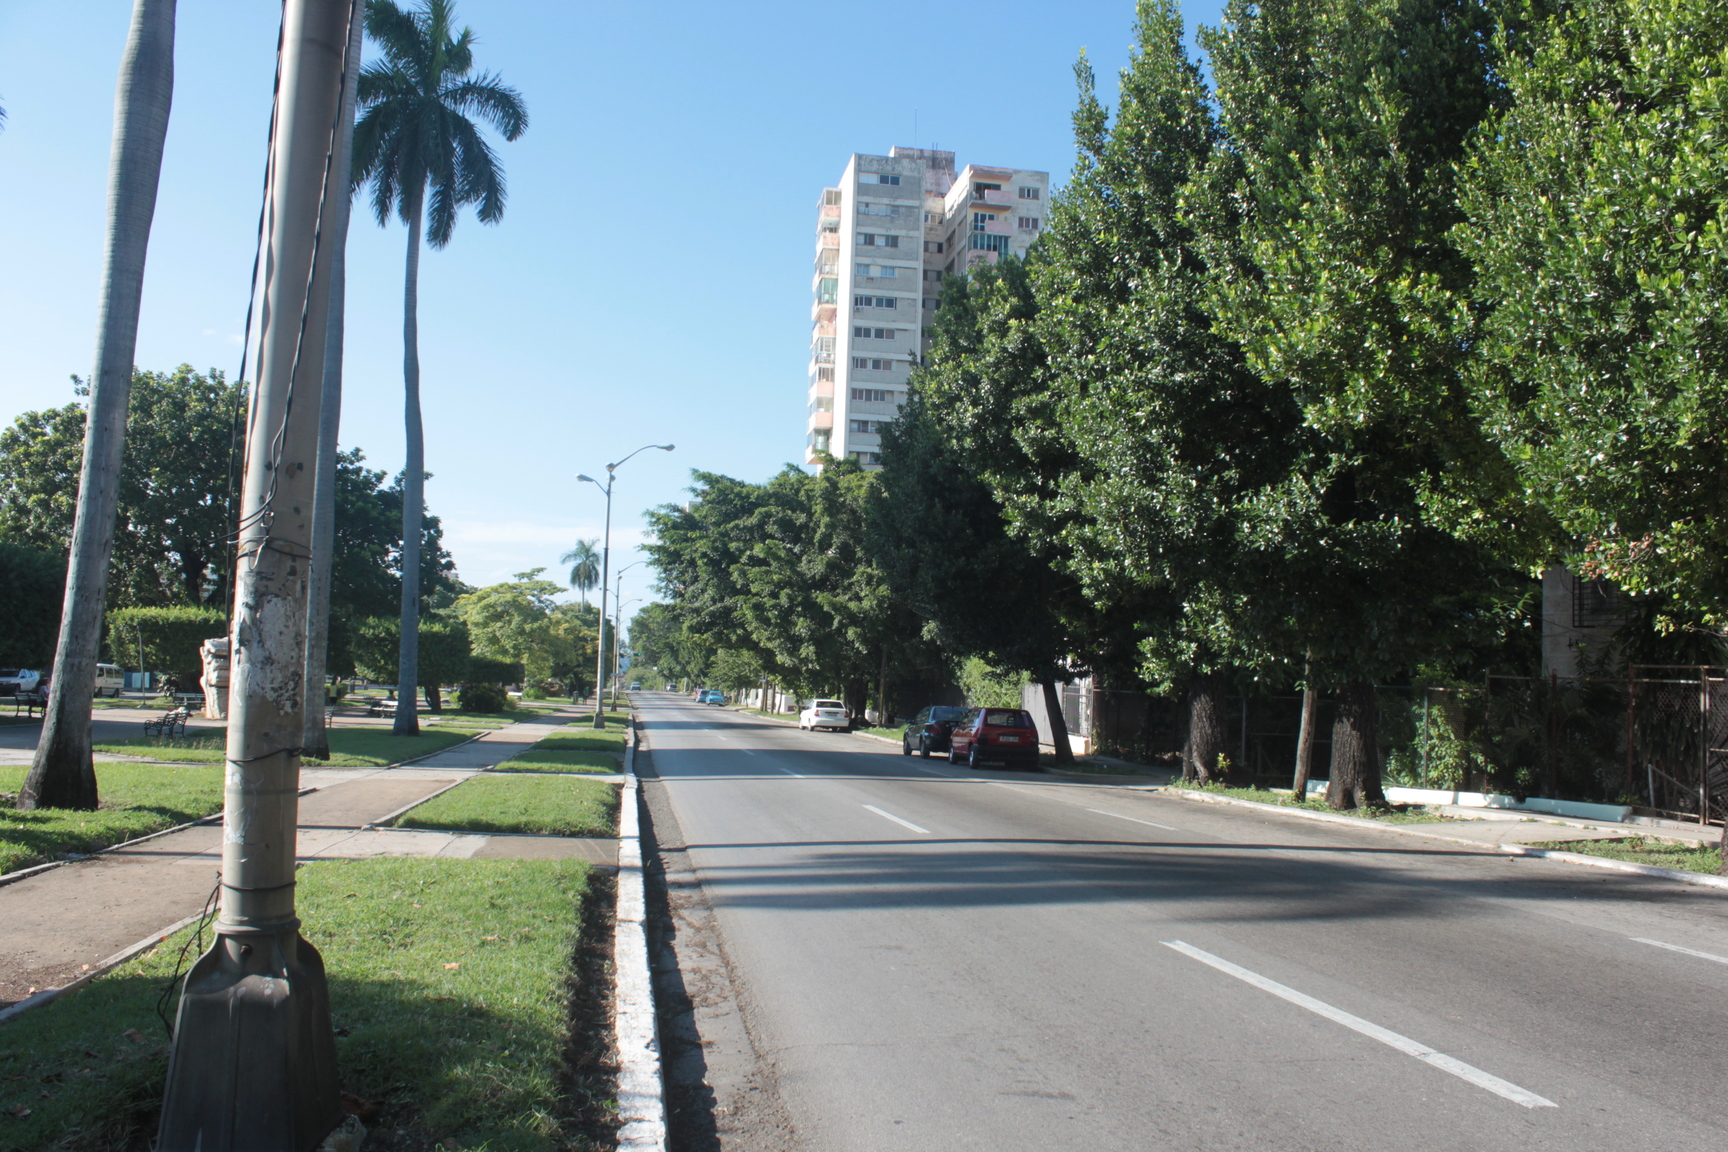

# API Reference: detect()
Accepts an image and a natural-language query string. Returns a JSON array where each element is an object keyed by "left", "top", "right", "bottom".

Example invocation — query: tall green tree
[
  {"left": 0, "top": 543, "right": 64, "bottom": 668},
  {"left": 352, "top": 0, "right": 526, "bottom": 736},
  {"left": 1456, "top": 0, "right": 1728, "bottom": 629},
  {"left": 560, "top": 538, "right": 601, "bottom": 604},
  {"left": 24, "top": 0, "right": 175, "bottom": 811},
  {"left": 1199, "top": 0, "right": 1526, "bottom": 806}
]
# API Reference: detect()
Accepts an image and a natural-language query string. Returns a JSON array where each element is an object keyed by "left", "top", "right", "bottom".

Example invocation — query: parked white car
[
  {"left": 94, "top": 663, "right": 124, "bottom": 697},
  {"left": 0, "top": 669, "right": 41, "bottom": 696},
  {"left": 799, "top": 699, "right": 850, "bottom": 732}
]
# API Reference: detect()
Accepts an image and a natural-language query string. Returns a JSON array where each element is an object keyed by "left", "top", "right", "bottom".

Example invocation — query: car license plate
[{"left": 998, "top": 735, "right": 1020, "bottom": 743}]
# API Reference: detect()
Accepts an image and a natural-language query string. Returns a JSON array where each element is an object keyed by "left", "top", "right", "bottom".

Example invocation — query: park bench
[
  {"left": 366, "top": 697, "right": 399, "bottom": 718},
  {"left": 144, "top": 706, "right": 192, "bottom": 738},
  {"left": 9, "top": 690, "right": 46, "bottom": 719},
  {"left": 172, "top": 692, "right": 206, "bottom": 712}
]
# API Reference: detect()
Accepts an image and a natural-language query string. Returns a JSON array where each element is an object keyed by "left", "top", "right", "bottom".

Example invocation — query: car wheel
[
  {"left": 968, "top": 745, "right": 983, "bottom": 770},
  {"left": 948, "top": 742, "right": 963, "bottom": 764},
  {"left": 901, "top": 738, "right": 911, "bottom": 757},
  {"left": 918, "top": 737, "right": 930, "bottom": 759}
]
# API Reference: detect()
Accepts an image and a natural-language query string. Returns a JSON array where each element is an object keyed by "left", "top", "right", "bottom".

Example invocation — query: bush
[
  {"left": 106, "top": 605, "right": 226, "bottom": 681},
  {"left": 0, "top": 541, "right": 63, "bottom": 668},
  {"left": 457, "top": 682, "right": 509, "bottom": 712},
  {"left": 469, "top": 656, "right": 524, "bottom": 686}
]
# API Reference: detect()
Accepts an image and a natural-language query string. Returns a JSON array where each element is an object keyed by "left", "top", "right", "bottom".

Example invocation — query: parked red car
[{"left": 948, "top": 707, "right": 1041, "bottom": 770}]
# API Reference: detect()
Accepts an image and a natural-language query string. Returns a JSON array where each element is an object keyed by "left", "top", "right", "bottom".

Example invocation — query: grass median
[
  {"left": 0, "top": 856, "right": 614, "bottom": 1152},
  {"left": 91, "top": 726, "right": 479, "bottom": 768},
  {"left": 1168, "top": 782, "right": 1449, "bottom": 823},
  {"left": 1528, "top": 835, "right": 1723, "bottom": 874},
  {"left": 393, "top": 774, "right": 617, "bottom": 839},
  {"left": 0, "top": 763, "right": 222, "bottom": 876},
  {"left": 504, "top": 728, "right": 627, "bottom": 774}
]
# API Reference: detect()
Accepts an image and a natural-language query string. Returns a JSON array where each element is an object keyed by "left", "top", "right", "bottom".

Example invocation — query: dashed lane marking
[
  {"left": 863, "top": 804, "right": 930, "bottom": 834},
  {"left": 1087, "top": 807, "right": 1178, "bottom": 832},
  {"left": 1162, "top": 940, "right": 1556, "bottom": 1110},
  {"left": 1631, "top": 937, "right": 1728, "bottom": 966}
]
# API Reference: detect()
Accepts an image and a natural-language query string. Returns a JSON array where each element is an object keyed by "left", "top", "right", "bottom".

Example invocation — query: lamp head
[{"left": 576, "top": 474, "right": 594, "bottom": 484}]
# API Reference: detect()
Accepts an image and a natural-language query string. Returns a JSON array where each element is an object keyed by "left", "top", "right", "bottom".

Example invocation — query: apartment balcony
[
  {"left": 972, "top": 188, "right": 1013, "bottom": 208},
  {"left": 819, "top": 203, "right": 841, "bottom": 220},
  {"left": 811, "top": 301, "right": 836, "bottom": 323},
  {"left": 982, "top": 216, "right": 1012, "bottom": 236},
  {"left": 818, "top": 232, "right": 840, "bottom": 249},
  {"left": 807, "top": 409, "right": 833, "bottom": 431},
  {"left": 808, "top": 376, "right": 834, "bottom": 397},
  {"left": 813, "top": 351, "right": 834, "bottom": 365}
]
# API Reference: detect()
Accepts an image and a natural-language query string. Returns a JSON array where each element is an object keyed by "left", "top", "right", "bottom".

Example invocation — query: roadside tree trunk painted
[
  {"left": 392, "top": 188, "right": 424, "bottom": 737},
  {"left": 1039, "top": 678, "right": 1074, "bottom": 764},
  {"left": 22, "top": 0, "right": 176, "bottom": 812},
  {"left": 300, "top": 7, "right": 362, "bottom": 760},
  {"left": 1326, "top": 679, "right": 1386, "bottom": 810},
  {"left": 1292, "top": 655, "right": 1317, "bottom": 798},
  {"left": 1183, "top": 674, "right": 1227, "bottom": 783}
]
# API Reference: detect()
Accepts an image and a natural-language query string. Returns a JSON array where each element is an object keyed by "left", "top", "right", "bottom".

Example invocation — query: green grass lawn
[
  {"left": 0, "top": 763, "right": 223, "bottom": 876},
  {"left": 504, "top": 728, "right": 627, "bottom": 774},
  {"left": 854, "top": 725, "right": 902, "bottom": 742},
  {"left": 91, "top": 726, "right": 477, "bottom": 768},
  {"left": 1530, "top": 835, "right": 1723, "bottom": 874},
  {"left": 0, "top": 857, "right": 612, "bottom": 1152},
  {"left": 394, "top": 775, "right": 617, "bottom": 838}
]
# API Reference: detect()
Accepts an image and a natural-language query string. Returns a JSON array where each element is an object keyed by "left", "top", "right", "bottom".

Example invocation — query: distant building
[{"left": 807, "top": 146, "right": 1049, "bottom": 469}]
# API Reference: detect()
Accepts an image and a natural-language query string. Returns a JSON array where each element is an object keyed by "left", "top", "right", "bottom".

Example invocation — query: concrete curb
[
  {"left": 0, "top": 907, "right": 209, "bottom": 1025},
  {"left": 1163, "top": 787, "right": 1728, "bottom": 893},
  {"left": 614, "top": 719, "right": 666, "bottom": 1150}
]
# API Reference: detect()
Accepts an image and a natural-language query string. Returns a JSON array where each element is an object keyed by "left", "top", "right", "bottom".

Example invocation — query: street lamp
[{"left": 577, "top": 442, "right": 673, "bottom": 729}]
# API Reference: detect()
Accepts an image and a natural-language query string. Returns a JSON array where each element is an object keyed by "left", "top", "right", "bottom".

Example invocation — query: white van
[{"left": 94, "top": 663, "right": 124, "bottom": 697}]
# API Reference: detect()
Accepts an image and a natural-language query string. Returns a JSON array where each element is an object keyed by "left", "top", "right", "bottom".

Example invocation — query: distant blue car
[{"left": 699, "top": 689, "right": 725, "bottom": 705}]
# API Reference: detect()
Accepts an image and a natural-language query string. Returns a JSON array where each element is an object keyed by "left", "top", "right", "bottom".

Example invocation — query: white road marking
[
  {"left": 1087, "top": 808, "right": 1177, "bottom": 832},
  {"left": 1162, "top": 940, "right": 1556, "bottom": 1110},
  {"left": 863, "top": 804, "right": 930, "bottom": 834},
  {"left": 1631, "top": 937, "right": 1728, "bottom": 965}
]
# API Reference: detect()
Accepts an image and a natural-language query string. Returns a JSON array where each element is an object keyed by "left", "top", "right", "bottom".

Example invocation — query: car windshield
[
  {"left": 814, "top": 700, "right": 844, "bottom": 709},
  {"left": 983, "top": 710, "right": 1032, "bottom": 728},
  {"left": 929, "top": 707, "right": 968, "bottom": 721}
]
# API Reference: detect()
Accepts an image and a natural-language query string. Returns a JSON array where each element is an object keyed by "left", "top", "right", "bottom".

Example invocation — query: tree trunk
[
  {"left": 1292, "top": 654, "right": 1317, "bottom": 799},
  {"left": 393, "top": 189, "right": 424, "bottom": 737},
  {"left": 1326, "top": 678, "right": 1386, "bottom": 809},
  {"left": 424, "top": 682, "right": 441, "bottom": 712},
  {"left": 22, "top": 0, "right": 176, "bottom": 812},
  {"left": 877, "top": 646, "right": 889, "bottom": 725},
  {"left": 1040, "top": 677, "right": 1074, "bottom": 764},
  {"left": 1183, "top": 673, "right": 1226, "bottom": 783},
  {"left": 301, "top": 7, "right": 361, "bottom": 760}
]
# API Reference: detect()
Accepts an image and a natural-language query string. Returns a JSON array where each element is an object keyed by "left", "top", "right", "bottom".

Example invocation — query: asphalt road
[{"left": 635, "top": 691, "right": 1728, "bottom": 1151}]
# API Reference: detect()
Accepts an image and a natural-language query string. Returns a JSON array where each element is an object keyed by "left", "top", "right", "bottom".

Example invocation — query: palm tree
[
  {"left": 22, "top": 0, "right": 175, "bottom": 812},
  {"left": 561, "top": 538, "right": 601, "bottom": 604},
  {"left": 352, "top": 0, "right": 526, "bottom": 736}
]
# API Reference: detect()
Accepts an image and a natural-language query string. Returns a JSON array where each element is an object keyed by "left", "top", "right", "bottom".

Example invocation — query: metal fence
[{"left": 1080, "top": 668, "right": 1728, "bottom": 821}]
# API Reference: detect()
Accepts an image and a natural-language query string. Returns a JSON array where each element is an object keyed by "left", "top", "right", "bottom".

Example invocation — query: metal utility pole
[
  {"left": 156, "top": 2, "right": 355, "bottom": 1149},
  {"left": 578, "top": 442, "right": 672, "bottom": 728}
]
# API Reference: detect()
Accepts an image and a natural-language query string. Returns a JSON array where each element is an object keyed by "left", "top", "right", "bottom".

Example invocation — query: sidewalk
[{"left": 0, "top": 713, "right": 614, "bottom": 1008}]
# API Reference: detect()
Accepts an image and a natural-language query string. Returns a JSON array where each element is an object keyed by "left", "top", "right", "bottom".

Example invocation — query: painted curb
[
  {"left": 614, "top": 720, "right": 667, "bottom": 1151},
  {"left": 1164, "top": 787, "right": 1728, "bottom": 893}
]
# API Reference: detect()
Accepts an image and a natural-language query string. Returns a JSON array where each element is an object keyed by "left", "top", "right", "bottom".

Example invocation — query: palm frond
[{"left": 440, "top": 74, "right": 527, "bottom": 140}]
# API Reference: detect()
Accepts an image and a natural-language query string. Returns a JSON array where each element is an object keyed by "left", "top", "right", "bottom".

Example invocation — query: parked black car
[{"left": 901, "top": 705, "right": 971, "bottom": 758}]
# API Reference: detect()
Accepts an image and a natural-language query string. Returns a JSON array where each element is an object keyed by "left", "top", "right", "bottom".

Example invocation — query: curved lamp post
[{"left": 577, "top": 443, "right": 672, "bottom": 729}]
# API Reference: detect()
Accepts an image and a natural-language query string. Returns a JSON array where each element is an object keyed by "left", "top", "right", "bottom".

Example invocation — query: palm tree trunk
[
  {"left": 301, "top": 5, "right": 362, "bottom": 761},
  {"left": 393, "top": 186, "right": 424, "bottom": 737},
  {"left": 22, "top": 0, "right": 176, "bottom": 812}
]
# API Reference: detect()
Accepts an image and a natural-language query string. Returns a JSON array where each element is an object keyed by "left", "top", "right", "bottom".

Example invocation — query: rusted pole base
[{"left": 156, "top": 927, "right": 343, "bottom": 1152}]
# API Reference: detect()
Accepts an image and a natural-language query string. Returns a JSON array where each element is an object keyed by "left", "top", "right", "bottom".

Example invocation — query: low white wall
[{"left": 1303, "top": 780, "right": 1632, "bottom": 823}]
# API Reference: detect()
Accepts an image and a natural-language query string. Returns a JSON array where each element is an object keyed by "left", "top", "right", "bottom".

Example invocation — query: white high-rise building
[{"left": 806, "top": 146, "right": 1049, "bottom": 469}]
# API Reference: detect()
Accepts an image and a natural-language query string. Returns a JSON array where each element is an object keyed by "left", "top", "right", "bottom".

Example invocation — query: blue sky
[{"left": 0, "top": 0, "right": 1222, "bottom": 623}]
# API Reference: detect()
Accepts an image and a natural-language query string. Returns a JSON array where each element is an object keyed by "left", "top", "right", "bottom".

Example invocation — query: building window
[
  {"left": 815, "top": 366, "right": 835, "bottom": 382},
  {"left": 924, "top": 211, "right": 937, "bottom": 224},
  {"left": 973, "top": 211, "right": 996, "bottom": 232},
  {"left": 814, "top": 336, "right": 835, "bottom": 364},
  {"left": 924, "top": 240, "right": 944, "bottom": 254},
  {"left": 852, "top": 357, "right": 897, "bottom": 371},
  {"left": 809, "top": 428, "right": 831, "bottom": 452},
  {"left": 859, "top": 202, "right": 894, "bottom": 216},
  {"left": 850, "top": 451, "right": 882, "bottom": 465},
  {"left": 854, "top": 295, "right": 897, "bottom": 309},
  {"left": 820, "top": 218, "right": 838, "bottom": 233},
  {"left": 923, "top": 296, "right": 938, "bottom": 310},
  {"left": 973, "top": 182, "right": 1001, "bottom": 197},
  {"left": 851, "top": 388, "right": 891, "bottom": 402},
  {"left": 818, "top": 278, "right": 838, "bottom": 304},
  {"left": 822, "top": 188, "right": 842, "bottom": 206},
  {"left": 850, "top": 419, "right": 887, "bottom": 434},
  {"left": 970, "top": 233, "right": 1009, "bottom": 254},
  {"left": 922, "top": 269, "right": 942, "bottom": 281},
  {"left": 857, "top": 233, "right": 899, "bottom": 248},
  {"left": 811, "top": 396, "right": 834, "bottom": 413},
  {"left": 853, "top": 326, "right": 897, "bottom": 339},
  {"left": 856, "top": 264, "right": 899, "bottom": 278},
  {"left": 867, "top": 173, "right": 901, "bottom": 186},
  {"left": 1018, "top": 217, "right": 1041, "bottom": 231},
  {"left": 1019, "top": 186, "right": 1040, "bottom": 200}
]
